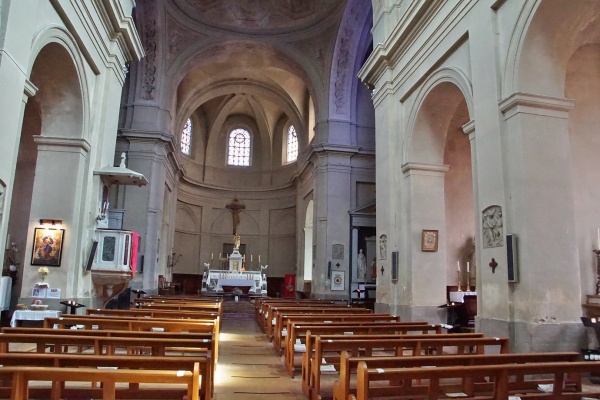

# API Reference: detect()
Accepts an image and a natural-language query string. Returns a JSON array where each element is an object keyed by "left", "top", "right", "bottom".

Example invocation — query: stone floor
[{"left": 214, "top": 312, "right": 305, "bottom": 399}]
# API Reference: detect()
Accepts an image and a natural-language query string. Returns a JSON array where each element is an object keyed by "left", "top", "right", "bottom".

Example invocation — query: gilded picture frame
[
  {"left": 421, "top": 229, "right": 438, "bottom": 252},
  {"left": 31, "top": 228, "right": 65, "bottom": 267}
]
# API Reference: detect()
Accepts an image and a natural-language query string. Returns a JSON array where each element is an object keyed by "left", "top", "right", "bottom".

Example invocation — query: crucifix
[
  {"left": 489, "top": 257, "right": 498, "bottom": 273},
  {"left": 226, "top": 198, "right": 245, "bottom": 235}
]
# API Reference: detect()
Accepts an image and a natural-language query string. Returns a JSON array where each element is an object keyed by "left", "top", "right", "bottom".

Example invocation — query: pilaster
[{"left": 492, "top": 91, "right": 583, "bottom": 352}]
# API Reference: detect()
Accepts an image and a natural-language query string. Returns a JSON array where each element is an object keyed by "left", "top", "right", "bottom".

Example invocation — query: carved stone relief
[
  {"left": 332, "top": 2, "right": 362, "bottom": 114},
  {"left": 482, "top": 205, "right": 503, "bottom": 248},
  {"left": 165, "top": 13, "right": 207, "bottom": 67},
  {"left": 142, "top": 3, "right": 157, "bottom": 100}
]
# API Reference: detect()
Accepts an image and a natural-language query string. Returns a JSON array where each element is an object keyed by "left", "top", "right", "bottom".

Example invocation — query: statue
[
  {"left": 357, "top": 249, "right": 367, "bottom": 281},
  {"left": 371, "top": 257, "right": 377, "bottom": 281},
  {"left": 226, "top": 198, "right": 245, "bottom": 235},
  {"left": 234, "top": 234, "right": 241, "bottom": 249}
]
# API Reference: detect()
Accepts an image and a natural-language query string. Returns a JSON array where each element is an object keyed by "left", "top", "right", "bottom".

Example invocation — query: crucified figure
[{"left": 226, "top": 198, "right": 245, "bottom": 235}]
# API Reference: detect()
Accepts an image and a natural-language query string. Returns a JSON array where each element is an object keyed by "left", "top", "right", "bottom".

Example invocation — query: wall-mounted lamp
[{"left": 39, "top": 219, "right": 62, "bottom": 226}]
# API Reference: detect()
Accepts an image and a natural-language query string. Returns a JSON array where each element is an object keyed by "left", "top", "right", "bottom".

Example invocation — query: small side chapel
[{"left": 0, "top": 0, "right": 600, "bottom": 353}]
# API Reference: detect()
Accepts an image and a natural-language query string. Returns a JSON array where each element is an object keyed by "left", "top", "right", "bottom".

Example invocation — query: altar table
[{"left": 11, "top": 310, "right": 61, "bottom": 327}]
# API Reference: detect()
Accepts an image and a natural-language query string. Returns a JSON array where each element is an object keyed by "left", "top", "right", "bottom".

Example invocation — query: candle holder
[
  {"left": 594, "top": 250, "right": 600, "bottom": 295},
  {"left": 457, "top": 270, "right": 462, "bottom": 292}
]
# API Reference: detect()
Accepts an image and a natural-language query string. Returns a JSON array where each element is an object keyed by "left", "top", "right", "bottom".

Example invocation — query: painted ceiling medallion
[{"left": 174, "top": 0, "right": 341, "bottom": 34}]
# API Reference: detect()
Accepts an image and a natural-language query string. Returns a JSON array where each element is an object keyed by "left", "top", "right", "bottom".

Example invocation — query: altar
[
  {"left": 202, "top": 270, "right": 266, "bottom": 294},
  {"left": 202, "top": 234, "right": 267, "bottom": 294}
]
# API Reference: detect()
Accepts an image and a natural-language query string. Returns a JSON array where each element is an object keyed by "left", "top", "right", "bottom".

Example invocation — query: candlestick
[{"left": 457, "top": 270, "right": 462, "bottom": 292}]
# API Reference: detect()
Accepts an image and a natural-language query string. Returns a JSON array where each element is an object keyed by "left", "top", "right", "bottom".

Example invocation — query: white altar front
[{"left": 202, "top": 270, "right": 266, "bottom": 294}]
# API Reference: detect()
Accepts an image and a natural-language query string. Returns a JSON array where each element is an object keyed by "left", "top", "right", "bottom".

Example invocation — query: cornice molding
[
  {"left": 401, "top": 162, "right": 449, "bottom": 176},
  {"left": 34, "top": 136, "right": 91, "bottom": 152},
  {"left": 499, "top": 92, "right": 574, "bottom": 120}
]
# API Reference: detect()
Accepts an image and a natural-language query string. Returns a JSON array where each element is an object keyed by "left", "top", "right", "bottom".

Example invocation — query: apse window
[
  {"left": 287, "top": 125, "right": 298, "bottom": 163},
  {"left": 227, "top": 128, "right": 251, "bottom": 166},
  {"left": 180, "top": 118, "right": 192, "bottom": 155}
]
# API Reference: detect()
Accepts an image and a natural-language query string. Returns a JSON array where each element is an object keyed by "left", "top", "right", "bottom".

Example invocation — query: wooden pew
[
  {"left": 351, "top": 361, "right": 600, "bottom": 400},
  {"left": 255, "top": 299, "right": 347, "bottom": 324},
  {"left": 1, "top": 365, "right": 201, "bottom": 400},
  {"left": 0, "top": 333, "right": 208, "bottom": 357},
  {"left": 42, "top": 316, "right": 220, "bottom": 367},
  {"left": 303, "top": 332, "right": 484, "bottom": 399},
  {"left": 264, "top": 306, "right": 371, "bottom": 338},
  {"left": 307, "top": 335, "right": 509, "bottom": 398},
  {"left": 0, "top": 353, "right": 211, "bottom": 400},
  {"left": 137, "top": 302, "right": 222, "bottom": 314},
  {"left": 332, "top": 350, "right": 581, "bottom": 400},
  {"left": 86, "top": 307, "right": 221, "bottom": 320},
  {"left": 273, "top": 313, "right": 399, "bottom": 354},
  {"left": 284, "top": 322, "right": 443, "bottom": 377}
]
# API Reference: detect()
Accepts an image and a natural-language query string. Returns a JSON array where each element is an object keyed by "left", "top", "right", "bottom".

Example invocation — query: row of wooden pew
[
  {"left": 0, "top": 295, "right": 222, "bottom": 399},
  {"left": 255, "top": 297, "right": 600, "bottom": 400}
]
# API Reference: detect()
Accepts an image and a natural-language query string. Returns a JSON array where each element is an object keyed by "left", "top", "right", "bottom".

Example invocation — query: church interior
[{"left": 3, "top": 1, "right": 600, "bottom": 394}]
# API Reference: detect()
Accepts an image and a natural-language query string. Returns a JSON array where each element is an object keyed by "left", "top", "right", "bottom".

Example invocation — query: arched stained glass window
[
  {"left": 227, "top": 128, "right": 251, "bottom": 166},
  {"left": 287, "top": 125, "right": 298, "bottom": 162},
  {"left": 181, "top": 118, "right": 192, "bottom": 155}
]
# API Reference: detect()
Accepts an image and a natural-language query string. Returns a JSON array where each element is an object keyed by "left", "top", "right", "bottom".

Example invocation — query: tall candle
[
  {"left": 467, "top": 262, "right": 470, "bottom": 273},
  {"left": 597, "top": 228, "right": 600, "bottom": 250},
  {"left": 251, "top": 254, "right": 253, "bottom": 262},
  {"left": 258, "top": 255, "right": 261, "bottom": 263},
  {"left": 219, "top": 253, "right": 221, "bottom": 260},
  {"left": 457, "top": 261, "right": 460, "bottom": 272},
  {"left": 211, "top": 253, "right": 213, "bottom": 260}
]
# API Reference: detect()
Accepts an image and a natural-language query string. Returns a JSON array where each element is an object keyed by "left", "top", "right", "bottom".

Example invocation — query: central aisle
[{"left": 213, "top": 313, "right": 305, "bottom": 399}]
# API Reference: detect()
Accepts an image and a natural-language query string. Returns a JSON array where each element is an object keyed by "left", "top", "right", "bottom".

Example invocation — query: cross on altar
[{"left": 380, "top": 265, "right": 384, "bottom": 275}]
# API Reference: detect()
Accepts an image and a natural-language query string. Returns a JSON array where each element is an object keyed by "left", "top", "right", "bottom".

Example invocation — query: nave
[{"left": 215, "top": 311, "right": 305, "bottom": 399}]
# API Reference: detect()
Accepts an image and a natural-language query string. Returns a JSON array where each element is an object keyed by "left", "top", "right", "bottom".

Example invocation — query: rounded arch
[
  {"left": 503, "top": 0, "right": 600, "bottom": 98},
  {"left": 175, "top": 204, "right": 199, "bottom": 233},
  {"left": 328, "top": 0, "right": 373, "bottom": 120},
  {"left": 404, "top": 67, "right": 474, "bottom": 163},
  {"left": 28, "top": 25, "right": 89, "bottom": 140},
  {"left": 166, "top": 40, "right": 323, "bottom": 120}
]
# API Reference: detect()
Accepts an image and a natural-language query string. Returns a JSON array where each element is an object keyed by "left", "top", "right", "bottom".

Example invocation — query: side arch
[{"left": 404, "top": 67, "right": 474, "bottom": 163}]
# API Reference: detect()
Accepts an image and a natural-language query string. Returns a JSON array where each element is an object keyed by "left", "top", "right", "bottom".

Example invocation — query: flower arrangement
[
  {"left": 38, "top": 266, "right": 49, "bottom": 281},
  {"left": 4, "top": 242, "right": 19, "bottom": 273}
]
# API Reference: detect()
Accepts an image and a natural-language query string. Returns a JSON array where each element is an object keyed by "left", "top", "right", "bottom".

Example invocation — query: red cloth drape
[
  {"left": 130, "top": 231, "right": 139, "bottom": 275},
  {"left": 283, "top": 274, "right": 296, "bottom": 298}
]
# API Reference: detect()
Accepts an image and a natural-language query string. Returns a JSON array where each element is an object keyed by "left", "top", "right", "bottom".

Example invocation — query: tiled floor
[{"left": 214, "top": 316, "right": 305, "bottom": 399}]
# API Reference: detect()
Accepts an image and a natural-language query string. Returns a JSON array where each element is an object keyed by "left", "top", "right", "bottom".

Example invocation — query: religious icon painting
[
  {"left": 421, "top": 229, "right": 438, "bottom": 252},
  {"left": 330, "top": 270, "right": 345, "bottom": 291},
  {"left": 31, "top": 227, "right": 65, "bottom": 267}
]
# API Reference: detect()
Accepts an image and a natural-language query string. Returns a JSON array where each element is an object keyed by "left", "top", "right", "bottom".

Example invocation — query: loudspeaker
[
  {"left": 506, "top": 234, "right": 518, "bottom": 282},
  {"left": 391, "top": 251, "right": 398, "bottom": 282},
  {"left": 85, "top": 240, "right": 98, "bottom": 271}
]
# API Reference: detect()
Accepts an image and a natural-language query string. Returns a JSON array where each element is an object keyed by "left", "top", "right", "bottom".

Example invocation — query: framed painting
[
  {"left": 31, "top": 228, "right": 65, "bottom": 267},
  {"left": 421, "top": 229, "right": 438, "bottom": 252},
  {"left": 331, "top": 270, "right": 345, "bottom": 291}
]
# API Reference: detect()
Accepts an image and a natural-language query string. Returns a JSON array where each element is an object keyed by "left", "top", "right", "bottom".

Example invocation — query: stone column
[
  {"left": 24, "top": 136, "right": 91, "bottom": 297},
  {"left": 116, "top": 131, "right": 175, "bottom": 292},
  {"left": 312, "top": 150, "right": 353, "bottom": 298},
  {"left": 498, "top": 92, "right": 582, "bottom": 352},
  {"left": 397, "top": 162, "right": 449, "bottom": 323}
]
